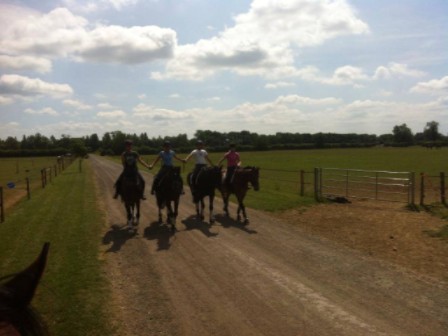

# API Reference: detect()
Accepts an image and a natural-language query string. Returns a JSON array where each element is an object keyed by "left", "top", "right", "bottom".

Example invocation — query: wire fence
[{"left": 0, "top": 156, "right": 75, "bottom": 222}]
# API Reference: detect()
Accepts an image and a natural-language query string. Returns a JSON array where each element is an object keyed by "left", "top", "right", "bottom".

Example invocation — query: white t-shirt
[{"left": 190, "top": 149, "right": 208, "bottom": 164}]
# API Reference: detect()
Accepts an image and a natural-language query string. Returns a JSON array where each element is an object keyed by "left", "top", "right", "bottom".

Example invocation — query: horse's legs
[
  {"left": 200, "top": 198, "right": 205, "bottom": 221},
  {"left": 236, "top": 193, "right": 249, "bottom": 224},
  {"left": 126, "top": 204, "right": 134, "bottom": 228},
  {"left": 209, "top": 194, "right": 215, "bottom": 224},
  {"left": 158, "top": 207, "right": 163, "bottom": 224},
  {"left": 135, "top": 201, "right": 140, "bottom": 226}
]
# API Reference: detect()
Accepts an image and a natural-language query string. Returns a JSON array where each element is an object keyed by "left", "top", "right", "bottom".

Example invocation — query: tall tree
[
  {"left": 392, "top": 124, "right": 414, "bottom": 145},
  {"left": 423, "top": 121, "right": 441, "bottom": 141}
]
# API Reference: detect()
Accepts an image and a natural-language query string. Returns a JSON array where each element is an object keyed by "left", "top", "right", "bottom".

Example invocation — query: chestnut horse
[
  {"left": 188, "top": 166, "right": 222, "bottom": 223},
  {"left": 221, "top": 166, "right": 260, "bottom": 224},
  {"left": 0, "top": 243, "right": 50, "bottom": 336}
]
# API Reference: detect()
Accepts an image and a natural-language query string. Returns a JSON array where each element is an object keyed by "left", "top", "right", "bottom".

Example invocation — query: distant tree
[
  {"left": 4, "top": 136, "right": 20, "bottom": 150},
  {"left": 392, "top": 124, "right": 414, "bottom": 145},
  {"left": 71, "top": 140, "right": 88, "bottom": 157},
  {"left": 423, "top": 121, "right": 441, "bottom": 142}
]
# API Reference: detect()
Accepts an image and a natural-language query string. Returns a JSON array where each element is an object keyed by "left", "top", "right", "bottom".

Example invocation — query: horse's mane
[{"left": 0, "top": 243, "right": 50, "bottom": 336}]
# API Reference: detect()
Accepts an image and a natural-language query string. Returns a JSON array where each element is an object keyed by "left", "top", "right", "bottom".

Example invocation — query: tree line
[{"left": 0, "top": 121, "right": 445, "bottom": 157}]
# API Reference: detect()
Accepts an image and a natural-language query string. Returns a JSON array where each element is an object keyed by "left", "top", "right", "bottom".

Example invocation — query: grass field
[
  {"left": 0, "top": 158, "right": 114, "bottom": 336},
  {"left": 0, "top": 156, "right": 64, "bottom": 211},
  {"left": 111, "top": 146, "right": 448, "bottom": 211},
  {"left": 0, "top": 147, "right": 446, "bottom": 335}
]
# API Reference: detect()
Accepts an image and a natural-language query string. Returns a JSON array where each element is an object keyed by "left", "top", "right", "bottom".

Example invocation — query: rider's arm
[
  {"left": 121, "top": 153, "right": 126, "bottom": 167},
  {"left": 174, "top": 154, "right": 186, "bottom": 163},
  {"left": 138, "top": 156, "right": 150, "bottom": 169},
  {"left": 149, "top": 154, "right": 161, "bottom": 169},
  {"left": 206, "top": 154, "right": 213, "bottom": 166},
  {"left": 183, "top": 150, "right": 194, "bottom": 162}
]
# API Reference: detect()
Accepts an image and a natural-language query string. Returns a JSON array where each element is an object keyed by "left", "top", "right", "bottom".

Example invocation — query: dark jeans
[
  {"left": 225, "top": 166, "right": 237, "bottom": 186},
  {"left": 115, "top": 172, "right": 145, "bottom": 196}
]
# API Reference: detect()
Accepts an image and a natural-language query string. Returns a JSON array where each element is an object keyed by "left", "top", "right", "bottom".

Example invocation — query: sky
[{"left": 0, "top": 0, "right": 447, "bottom": 140}]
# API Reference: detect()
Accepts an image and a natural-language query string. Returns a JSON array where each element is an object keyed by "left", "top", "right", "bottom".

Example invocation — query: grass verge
[{"left": 0, "top": 158, "right": 114, "bottom": 336}]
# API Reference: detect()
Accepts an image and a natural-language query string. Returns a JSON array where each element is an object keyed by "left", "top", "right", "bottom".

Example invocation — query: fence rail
[{"left": 0, "top": 156, "right": 75, "bottom": 223}]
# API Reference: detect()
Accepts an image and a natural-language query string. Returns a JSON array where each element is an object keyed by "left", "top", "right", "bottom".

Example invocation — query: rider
[
  {"left": 114, "top": 139, "right": 150, "bottom": 200},
  {"left": 218, "top": 142, "right": 241, "bottom": 187},
  {"left": 184, "top": 140, "right": 214, "bottom": 188},
  {"left": 149, "top": 141, "right": 185, "bottom": 194}
]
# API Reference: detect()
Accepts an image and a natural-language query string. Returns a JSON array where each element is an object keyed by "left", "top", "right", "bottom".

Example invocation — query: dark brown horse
[
  {"left": 187, "top": 166, "right": 222, "bottom": 223},
  {"left": 221, "top": 166, "right": 260, "bottom": 224},
  {"left": 154, "top": 166, "right": 183, "bottom": 232},
  {"left": 0, "top": 243, "right": 50, "bottom": 336},
  {"left": 120, "top": 174, "right": 141, "bottom": 233}
]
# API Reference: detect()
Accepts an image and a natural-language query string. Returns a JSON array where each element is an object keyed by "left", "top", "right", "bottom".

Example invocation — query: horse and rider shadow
[
  {"left": 143, "top": 221, "right": 177, "bottom": 251},
  {"left": 181, "top": 215, "right": 219, "bottom": 238},
  {"left": 102, "top": 223, "right": 137, "bottom": 253}
]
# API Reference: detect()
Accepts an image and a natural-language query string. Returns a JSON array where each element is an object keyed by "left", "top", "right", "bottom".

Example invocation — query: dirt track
[{"left": 91, "top": 155, "right": 448, "bottom": 336}]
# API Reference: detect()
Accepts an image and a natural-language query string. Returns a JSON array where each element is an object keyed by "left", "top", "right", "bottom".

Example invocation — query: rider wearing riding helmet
[
  {"left": 218, "top": 142, "right": 241, "bottom": 187},
  {"left": 149, "top": 141, "right": 185, "bottom": 194},
  {"left": 184, "top": 140, "right": 214, "bottom": 187},
  {"left": 114, "top": 139, "right": 150, "bottom": 200}
]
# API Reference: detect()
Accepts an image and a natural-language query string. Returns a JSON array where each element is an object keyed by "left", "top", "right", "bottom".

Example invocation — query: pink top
[{"left": 224, "top": 151, "right": 240, "bottom": 167}]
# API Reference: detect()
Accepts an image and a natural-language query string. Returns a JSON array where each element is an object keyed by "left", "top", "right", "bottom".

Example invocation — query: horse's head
[
  {"left": 245, "top": 166, "right": 260, "bottom": 191},
  {"left": 0, "top": 243, "right": 50, "bottom": 336}
]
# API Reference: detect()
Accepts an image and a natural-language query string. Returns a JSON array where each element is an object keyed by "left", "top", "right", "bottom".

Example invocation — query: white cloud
[
  {"left": 275, "top": 95, "right": 342, "bottom": 106},
  {"left": 78, "top": 25, "right": 176, "bottom": 64},
  {"left": 410, "top": 76, "right": 448, "bottom": 95},
  {"left": 0, "top": 74, "right": 73, "bottom": 97},
  {"left": 152, "top": 0, "right": 369, "bottom": 80},
  {"left": 97, "top": 102, "right": 117, "bottom": 109},
  {"left": 63, "top": 99, "right": 92, "bottom": 110},
  {"left": 265, "top": 81, "right": 296, "bottom": 89},
  {"left": 374, "top": 62, "right": 425, "bottom": 80},
  {"left": 133, "top": 103, "right": 190, "bottom": 120},
  {"left": 0, "top": 55, "right": 52, "bottom": 73},
  {"left": 25, "top": 107, "right": 59, "bottom": 116},
  {"left": 0, "top": 5, "right": 176, "bottom": 65},
  {"left": 97, "top": 110, "right": 127, "bottom": 118},
  {"left": 0, "top": 96, "right": 14, "bottom": 105}
]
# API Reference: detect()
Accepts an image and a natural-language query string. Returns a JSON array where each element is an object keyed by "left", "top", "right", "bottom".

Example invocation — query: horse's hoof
[{"left": 243, "top": 218, "right": 250, "bottom": 225}]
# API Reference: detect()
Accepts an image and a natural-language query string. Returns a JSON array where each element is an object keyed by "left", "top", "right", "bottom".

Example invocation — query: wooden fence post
[
  {"left": 420, "top": 173, "right": 425, "bottom": 206},
  {"left": 79, "top": 159, "right": 82, "bottom": 173},
  {"left": 314, "top": 168, "right": 320, "bottom": 201},
  {"left": 300, "top": 170, "right": 304, "bottom": 196},
  {"left": 26, "top": 177, "right": 30, "bottom": 200},
  {"left": 440, "top": 172, "right": 446, "bottom": 205},
  {"left": 0, "top": 187, "right": 4, "bottom": 223},
  {"left": 54, "top": 164, "right": 57, "bottom": 177},
  {"left": 41, "top": 169, "right": 45, "bottom": 188},
  {"left": 410, "top": 172, "right": 415, "bottom": 206}
]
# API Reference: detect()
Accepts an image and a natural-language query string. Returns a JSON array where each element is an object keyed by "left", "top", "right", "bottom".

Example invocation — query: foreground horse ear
[{"left": 3, "top": 243, "right": 50, "bottom": 308}]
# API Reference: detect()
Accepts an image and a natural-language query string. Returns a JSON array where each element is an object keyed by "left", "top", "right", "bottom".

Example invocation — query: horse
[
  {"left": 0, "top": 243, "right": 50, "bottom": 336},
  {"left": 154, "top": 166, "right": 183, "bottom": 232},
  {"left": 221, "top": 166, "right": 260, "bottom": 224},
  {"left": 187, "top": 166, "right": 222, "bottom": 223},
  {"left": 120, "top": 173, "right": 142, "bottom": 232}
]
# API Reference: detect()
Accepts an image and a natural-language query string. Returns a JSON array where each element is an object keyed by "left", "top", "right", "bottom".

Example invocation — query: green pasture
[
  {"left": 0, "top": 159, "right": 114, "bottom": 336},
  {"left": 109, "top": 146, "right": 448, "bottom": 211},
  {"left": 0, "top": 157, "right": 62, "bottom": 210}
]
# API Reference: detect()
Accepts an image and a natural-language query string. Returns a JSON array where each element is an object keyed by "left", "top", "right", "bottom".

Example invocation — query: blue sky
[{"left": 0, "top": 0, "right": 447, "bottom": 140}]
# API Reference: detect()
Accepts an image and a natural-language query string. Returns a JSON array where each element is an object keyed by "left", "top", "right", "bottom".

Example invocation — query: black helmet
[
  {"left": 124, "top": 139, "right": 133, "bottom": 145},
  {"left": 196, "top": 140, "right": 203, "bottom": 145},
  {"left": 163, "top": 141, "right": 171, "bottom": 146}
]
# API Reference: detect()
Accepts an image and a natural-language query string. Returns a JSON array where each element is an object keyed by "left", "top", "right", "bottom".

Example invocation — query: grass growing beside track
[{"left": 0, "top": 158, "right": 114, "bottom": 336}]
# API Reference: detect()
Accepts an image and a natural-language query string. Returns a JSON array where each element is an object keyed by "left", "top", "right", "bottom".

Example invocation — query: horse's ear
[{"left": 3, "top": 243, "right": 50, "bottom": 308}]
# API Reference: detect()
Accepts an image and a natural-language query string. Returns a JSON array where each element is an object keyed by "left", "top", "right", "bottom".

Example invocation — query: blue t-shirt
[{"left": 159, "top": 150, "right": 176, "bottom": 166}]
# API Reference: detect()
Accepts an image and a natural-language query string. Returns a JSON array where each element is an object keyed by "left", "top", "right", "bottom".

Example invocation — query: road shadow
[
  {"left": 182, "top": 215, "right": 219, "bottom": 238},
  {"left": 143, "top": 221, "right": 175, "bottom": 251},
  {"left": 102, "top": 224, "right": 137, "bottom": 252},
  {"left": 214, "top": 214, "right": 258, "bottom": 234}
]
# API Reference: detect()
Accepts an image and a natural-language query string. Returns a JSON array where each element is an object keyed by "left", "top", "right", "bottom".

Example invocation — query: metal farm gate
[{"left": 315, "top": 168, "right": 415, "bottom": 205}]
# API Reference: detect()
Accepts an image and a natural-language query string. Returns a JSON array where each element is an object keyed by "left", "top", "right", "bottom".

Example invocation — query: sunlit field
[{"left": 0, "top": 157, "right": 61, "bottom": 210}]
